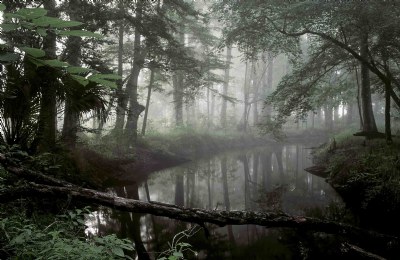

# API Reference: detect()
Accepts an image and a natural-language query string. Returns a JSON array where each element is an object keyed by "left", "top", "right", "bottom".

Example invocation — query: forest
[{"left": 1, "top": 0, "right": 400, "bottom": 259}]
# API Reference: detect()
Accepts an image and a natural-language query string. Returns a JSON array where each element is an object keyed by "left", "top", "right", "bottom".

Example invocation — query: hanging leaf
[
  {"left": 88, "top": 76, "right": 117, "bottom": 89},
  {"left": 89, "top": 73, "right": 122, "bottom": 80},
  {"left": 20, "top": 21, "right": 34, "bottom": 30},
  {"left": 67, "top": 66, "right": 91, "bottom": 74},
  {"left": 37, "top": 28, "right": 47, "bottom": 37},
  {"left": 32, "top": 16, "right": 83, "bottom": 28},
  {"left": 3, "top": 13, "right": 25, "bottom": 20},
  {"left": 28, "top": 58, "right": 45, "bottom": 67},
  {"left": 0, "top": 23, "right": 19, "bottom": 32},
  {"left": 58, "top": 30, "right": 103, "bottom": 38},
  {"left": 0, "top": 53, "right": 20, "bottom": 62},
  {"left": 42, "top": 59, "right": 69, "bottom": 67},
  {"left": 0, "top": 3, "right": 6, "bottom": 11},
  {"left": 71, "top": 75, "right": 89, "bottom": 86},
  {"left": 19, "top": 47, "right": 46, "bottom": 58},
  {"left": 111, "top": 247, "right": 125, "bottom": 258},
  {"left": 16, "top": 8, "right": 47, "bottom": 20}
]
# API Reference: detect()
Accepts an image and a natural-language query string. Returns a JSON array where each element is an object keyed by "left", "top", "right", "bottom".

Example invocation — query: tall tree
[
  {"left": 36, "top": 0, "right": 58, "bottom": 152},
  {"left": 221, "top": 45, "right": 232, "bottom": 128}
]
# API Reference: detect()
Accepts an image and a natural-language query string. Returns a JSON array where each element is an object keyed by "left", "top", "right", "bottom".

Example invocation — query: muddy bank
[{"left": 79, "top": 130, "right": 331, "bottom": 187}]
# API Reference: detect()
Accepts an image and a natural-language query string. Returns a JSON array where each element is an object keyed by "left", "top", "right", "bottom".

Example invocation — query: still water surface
[{"left": 86, "top": 141, "right": 343, "bottom": 259}]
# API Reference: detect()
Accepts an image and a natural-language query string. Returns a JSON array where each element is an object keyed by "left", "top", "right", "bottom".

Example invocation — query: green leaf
[
  {"left": 16, "top": 8, "right": 47, "bottom": 20},
  {"left": 19, "top": 47, "right": 46, "bottom": 58},
  {"left": 111, "top": 247, "right": 125, "bottom": 257},
  {"left": 67, "top": 66, "right": 91, "bottom": 74},
  {"left": 28, "top": 57, "right": 45, "bottom": 67},
  {"left": 42, "top": 59, "right": 69, "bottom": 67},
  {"left": 20, "top": 21, "right": 34, "bottom": 29},
  {"left": 71, "top": 75, "right": 89, "bottom": 86},
  {"left": 173, "top": 252, "right": 184, "bottom": 258},
  {"left": 0, "top": 3, "right": 6, "bottom": 11},
  {"left": 88, "top": 76, "right": 117, "bottom": 88},
  {"left": 32, "top": 16, "right": 83, "bottom": 28},
  {"left": 0, "top": 53, "right": 20, "bottom": 62},
  {"left": 0, "top": 23, "right": 19, "bottom": 32},
  {"left": 37, "top": 28, "right": 47, "bottom": 37},
  {"left": 58, "top": 30, "right": 103, "bottom": 38},
  {"left": 3, "top": 13, "right": 25, "bottom": 20},
  {"left": 89, "top": 73, "right": 122, "bottom": 80},
  {"left": 168, "top": 256, "right": 177, "bottom": 260}
]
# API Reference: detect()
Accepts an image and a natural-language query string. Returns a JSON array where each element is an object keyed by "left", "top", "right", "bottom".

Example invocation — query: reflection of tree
[
  {"left": 239, "top": 154, "right": 251, "bottom": 210},
  {"left": 272, "top": 143, "right": 285, "bottom": 180},
  {"left": 174, "top": 170, "right": 185, "bottom": 207},
  {"left": 221, "top": 156, "right": 236, "bottom": 246},
  {"left": 261, "top": 150, "right": 273, "bottom": 192},
  {"left": 206, "top": 159, "right": 215, "bottom": 209},
  {"left": 252, "top": 152, "right": 260, "bottom": 209},
  {"left": 114, "top": 185, "right": 150, "bottom": 260}
]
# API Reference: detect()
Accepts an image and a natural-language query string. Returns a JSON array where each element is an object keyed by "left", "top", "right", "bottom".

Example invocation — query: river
[{"left": 86, "top": 141, "right": 344, "bottom": 259}]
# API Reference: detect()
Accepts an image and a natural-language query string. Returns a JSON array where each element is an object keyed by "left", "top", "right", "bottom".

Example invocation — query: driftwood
[{"left": 0, "top": 153, "right": 398, "bottom": 258}]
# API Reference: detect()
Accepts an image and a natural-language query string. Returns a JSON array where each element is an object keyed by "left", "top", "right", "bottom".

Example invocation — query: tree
[
  {"left": 217, "top": 1, "right": 400, "bottom": 139},
  {"left": 0, "top": 2, "right": 119, "bottom": 151}
]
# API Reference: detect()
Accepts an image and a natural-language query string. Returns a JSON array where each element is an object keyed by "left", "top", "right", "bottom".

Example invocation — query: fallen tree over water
[{"left": 0, "top": 152, "right": 398, "bottom": 259}]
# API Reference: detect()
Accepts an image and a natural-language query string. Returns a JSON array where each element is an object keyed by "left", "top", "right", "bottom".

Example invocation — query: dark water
[{"left": 86, "top": 142, "right": 344, "bottom": 259}]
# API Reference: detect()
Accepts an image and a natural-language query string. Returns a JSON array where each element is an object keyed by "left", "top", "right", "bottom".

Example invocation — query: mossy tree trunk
[
  {"left": 125, "top": 0, "right": 145, "bottom": 145},
  {"left": 62, "top": 0, "right": 83, "bottom": 148},
  {"left": 37, "top": 0, "right": 57, "bottom": 152}
]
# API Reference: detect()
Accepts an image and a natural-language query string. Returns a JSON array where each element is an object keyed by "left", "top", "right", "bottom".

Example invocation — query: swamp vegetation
[{"left": 1, "top": 1, "right": 400, "bottom": 259}]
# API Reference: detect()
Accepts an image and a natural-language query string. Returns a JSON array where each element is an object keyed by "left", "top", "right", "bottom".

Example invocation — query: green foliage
[
  {"left": 0, "top": 208, "right": 134, "bottom": 260},
  {"left": 0, "top": 3, "right": 119, "bottom": 89},
  {"left": 157, "top": 227, "right": 199, "bottom": 260}
]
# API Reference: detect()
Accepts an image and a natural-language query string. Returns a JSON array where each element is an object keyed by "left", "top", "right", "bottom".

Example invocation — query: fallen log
[{"left": 0, "top": 153, "right": 398, "bottom": 257}]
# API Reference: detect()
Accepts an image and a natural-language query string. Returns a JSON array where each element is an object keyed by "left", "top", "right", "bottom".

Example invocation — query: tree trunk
[
  {"left": 252, "top": 60, "right": 260, "bottom": 126},
  {"left": 385, "top": 81, "right": 392, "bottom": 144},
  {"left": 125, "top": 2, "right": 145, "bottom": 145},
  {"left": 141, "top": 69, "right": 155, "bottom": 136},
  {"left": 360, "top": 31, "right": 378, "bottom": 135},
  {"left": 221, "top": 45, "right": 232, "bottom": 128},
  {"left": 37, "top": 0, "right": 57, "bottom": 152},
  {"left": 262, "top": 52, "right": 273, "bottom": 120},
  {"left": 114, "top": 1, "right": 127, "bottom": 133},
  {"left": 62, "top": 0, "right": 82, "bottom": 148},
  {"left": 324, "top": 105, "right": 333, "bottom": 129},
  {"left": 241, "top": 62, "right": 250, "bottom": 132},
  {"left": 172, "top": 28, "right": 185, "bottom": 127}
]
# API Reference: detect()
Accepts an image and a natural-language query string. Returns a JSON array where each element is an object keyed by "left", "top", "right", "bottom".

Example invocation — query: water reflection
[{"left": 86, "top": 143, "right": 343, "bottom": 259}]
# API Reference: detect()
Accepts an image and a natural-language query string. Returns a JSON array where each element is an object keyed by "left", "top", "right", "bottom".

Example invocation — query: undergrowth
[
  {"left": 313, "top": 131, "right": 400, "bottom": 233},
  {"left": 0, "top": 206, "right": 134, "bottom": 259}
]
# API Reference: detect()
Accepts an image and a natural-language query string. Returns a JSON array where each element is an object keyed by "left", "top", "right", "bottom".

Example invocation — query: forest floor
[{"left": 309, "top": 130, "right": 400, "bottom": 235}]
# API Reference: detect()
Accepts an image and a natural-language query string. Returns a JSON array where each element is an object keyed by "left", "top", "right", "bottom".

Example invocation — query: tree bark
[
  {"left": 125, "top": 0, "right": 145, "bottom": 145},
  {"left": 62, "top": 0, "right": 83, "bottom": 148},
  {"left": 37, "top": 0, "right": 57, "bottom": 152},
  {"left": 172, "top": 27, "right": 185, "bottom": 127},
  {"left": 114, "top": 0, "right": 127, "bottom": 133},
  {"left": 360, "top": 31, "right": 378, "bottom": 135},
  {"left": 141, "top": 69, "right": 155, "bottom": 136},
  {"left": 2, "top": 183, "right": 397, "bottom": 248}
]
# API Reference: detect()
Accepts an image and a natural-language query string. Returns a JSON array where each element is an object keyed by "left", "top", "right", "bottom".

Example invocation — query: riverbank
[
  {"left": 310, "top": 130, "right": 400, "bottom": 235},
  {"left": 82, "top": 128, "right": 331, "bottom": 186}
]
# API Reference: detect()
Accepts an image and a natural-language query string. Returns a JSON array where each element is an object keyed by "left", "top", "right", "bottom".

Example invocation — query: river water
[{"left": 86, "top": 141, "right": 344, "bottom": 259}]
